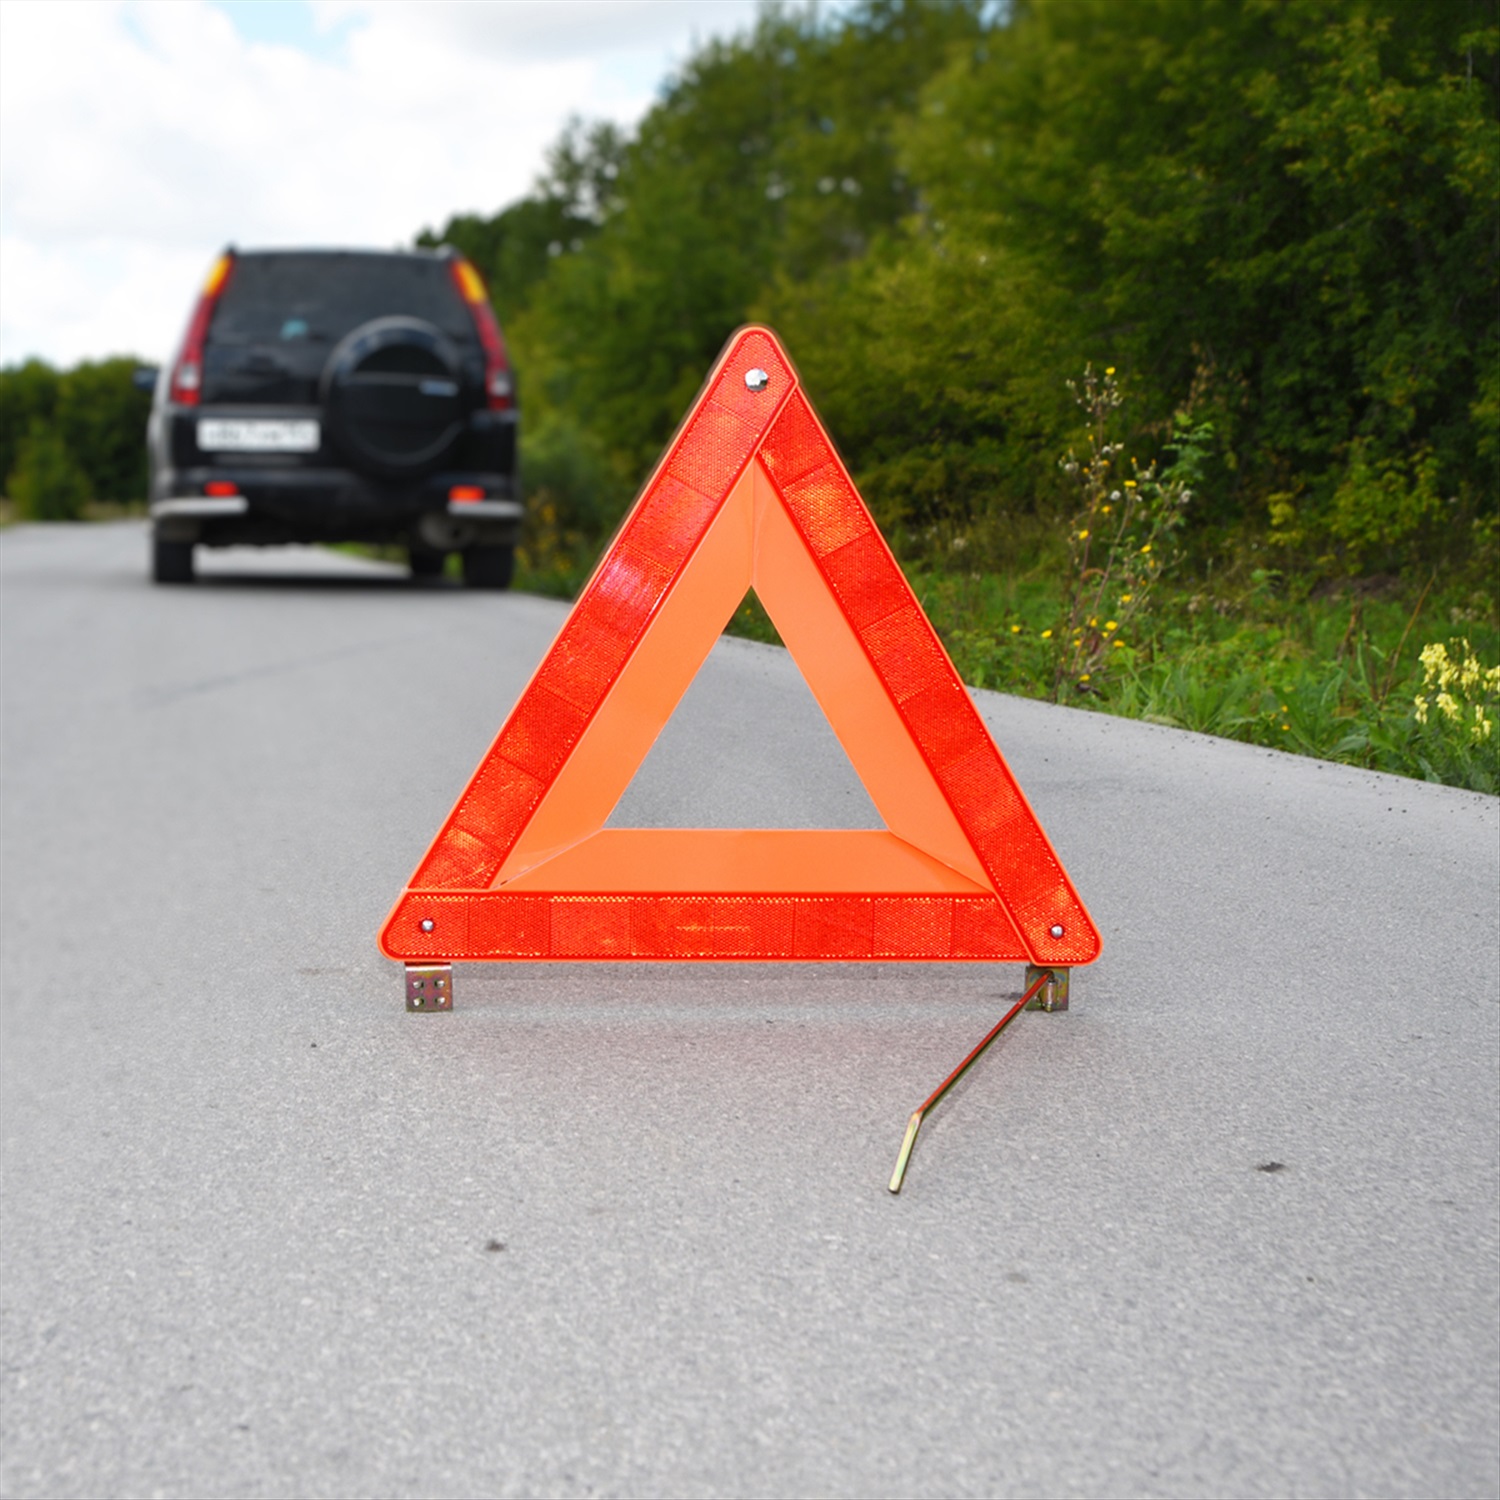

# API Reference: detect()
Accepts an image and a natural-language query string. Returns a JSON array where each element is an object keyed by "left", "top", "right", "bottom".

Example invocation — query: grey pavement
[{"left": 2, "top": 520, "right": 1497, "bottom": 1499}]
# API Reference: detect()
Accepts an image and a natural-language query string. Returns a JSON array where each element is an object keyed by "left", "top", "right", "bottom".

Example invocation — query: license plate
[{"left": 197, "top": 418, "right": 320, "bottom": 453}]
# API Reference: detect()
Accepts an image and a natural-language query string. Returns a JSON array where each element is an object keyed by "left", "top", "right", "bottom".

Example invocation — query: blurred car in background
[{"left": 144, "top": 246, "right": 520, "bottom": 586}]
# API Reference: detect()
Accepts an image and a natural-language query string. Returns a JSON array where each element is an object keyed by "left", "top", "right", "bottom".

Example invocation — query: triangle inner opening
[{"left": 606, "top": 589, "right": 881, "bottom": 833}]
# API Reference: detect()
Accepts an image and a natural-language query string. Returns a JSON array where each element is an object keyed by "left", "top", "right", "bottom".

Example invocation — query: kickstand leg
[{"left": 888, "top": 967, "right": 1059, "bottom": 1194}]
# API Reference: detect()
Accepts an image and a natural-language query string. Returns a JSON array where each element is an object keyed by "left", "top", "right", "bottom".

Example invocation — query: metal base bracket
[
  {"left": 406, "top": 963, "right": 453, "bottom": 1012},
  {"left": 1024, "top": 965, "right": 1069, "bottom": 1012}
]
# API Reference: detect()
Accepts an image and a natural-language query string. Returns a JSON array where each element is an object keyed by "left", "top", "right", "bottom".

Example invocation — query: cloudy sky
[{"left": 0, "top": 0, "right": 769, "bottom": 367}]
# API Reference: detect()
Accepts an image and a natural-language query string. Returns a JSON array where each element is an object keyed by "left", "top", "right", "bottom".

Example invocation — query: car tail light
[
  {"left": 204, "top": 481, "right": 239, "bottom": 497},
  {"left": 171, "top": 252, "right": 233, "bottom": 407},
  {"left": 449, "top": 258, "right": 514, "bottom": 411},
  {"left": 448, "top": 485, "right": 484, "bottom": 502}
]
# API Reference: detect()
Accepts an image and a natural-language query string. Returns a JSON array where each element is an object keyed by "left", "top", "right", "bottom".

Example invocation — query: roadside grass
[
  {"left": 0, "top": 497, "right": 145, "bottom": 528},
  {"left": 82, "top": 499, "right": 147, "bottom": 521},
  {"left": 917, "top": 566, "right": 1500, "bottom": 795}
]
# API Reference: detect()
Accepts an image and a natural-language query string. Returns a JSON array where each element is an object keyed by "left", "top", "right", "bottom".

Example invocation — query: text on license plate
[{"left": 197, "top": 418, "right": 320, "bottom": 453}]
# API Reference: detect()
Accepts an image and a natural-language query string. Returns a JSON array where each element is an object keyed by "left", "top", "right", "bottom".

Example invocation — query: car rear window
[{"left": 208, "top": 252, "right": 473, "bottom": 349}]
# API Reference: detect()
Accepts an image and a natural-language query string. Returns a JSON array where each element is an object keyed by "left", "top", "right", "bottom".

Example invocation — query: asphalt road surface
[{"left": 2, "top": 522, "right": 1497, "bottom": 1500}]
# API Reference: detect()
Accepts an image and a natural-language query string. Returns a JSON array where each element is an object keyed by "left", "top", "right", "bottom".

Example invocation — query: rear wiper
[{"left": 230, "top": 349, "right": 296, "bottom": 375}]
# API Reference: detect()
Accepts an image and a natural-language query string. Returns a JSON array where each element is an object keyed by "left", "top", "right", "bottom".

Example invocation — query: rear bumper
[
  {"left": 151, "top": 497, "right": 252, "bottom": 520},
  {"left": 150, "top": 467, "right": 522, "bottom": 548}
]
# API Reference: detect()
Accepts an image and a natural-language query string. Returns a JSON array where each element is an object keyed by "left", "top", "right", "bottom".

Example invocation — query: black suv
[{"left": 146, "top": 246, "right": 520, "bottom": 586}]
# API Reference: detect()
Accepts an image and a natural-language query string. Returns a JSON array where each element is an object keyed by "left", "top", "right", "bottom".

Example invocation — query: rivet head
[
  {"left": 745, "top": 367, "right": 770, "bottom": 393},
  {"left": 420, "top": 918, "right": 435, "bottom": 933},
  {"left": 1048, "top": 924, "right": 1065, "bottom": 939}
]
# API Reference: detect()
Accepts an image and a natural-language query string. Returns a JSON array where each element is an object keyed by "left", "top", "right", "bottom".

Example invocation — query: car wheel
[
  {"left": 462, "top": 545, "right": 514, "bottom": 590},
  {"left": 152, "top": 536, "right": 195, "bottom": 584},
  {"left": 408, "top": 546, "right": 446, "bottom": 580}
]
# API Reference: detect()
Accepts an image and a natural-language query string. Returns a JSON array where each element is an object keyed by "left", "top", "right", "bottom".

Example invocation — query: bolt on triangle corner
[{"left": 379, "top": 325, "right": 1102, "bottom": 971}]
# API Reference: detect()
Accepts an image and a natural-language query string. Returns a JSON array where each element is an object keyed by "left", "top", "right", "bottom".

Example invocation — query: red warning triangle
[{"left": 381, "top": 327, "right": 1100, "bottom": 967}]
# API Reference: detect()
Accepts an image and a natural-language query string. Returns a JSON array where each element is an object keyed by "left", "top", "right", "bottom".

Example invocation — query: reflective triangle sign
[{"left": 381, "top": 327, "right": 1100, "bottom": 967}]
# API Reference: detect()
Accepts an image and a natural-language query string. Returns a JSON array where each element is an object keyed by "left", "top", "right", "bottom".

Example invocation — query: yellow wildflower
[
  {"left": 1041, "top": 629, "right": 1052, "bottom": 639},
  {"left": 1105, "top": 620, "right": 1118, "bottom": 632},
  {"left": 1010, "top": 624, "right": 1021, "bottom": 634},
  {"left": 1140, "top": 543, "right": 1152, "bottom": 554}
]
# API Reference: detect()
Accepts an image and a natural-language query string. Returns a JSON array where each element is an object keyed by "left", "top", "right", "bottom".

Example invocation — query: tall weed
[{"left": 918, "top": 368, "right": 1499, "bottom": 795}]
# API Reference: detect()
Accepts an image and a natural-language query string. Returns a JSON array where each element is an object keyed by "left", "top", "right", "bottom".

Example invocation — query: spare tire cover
[{"left": 322, "top": 316, "right": 464, "bottom": 477}]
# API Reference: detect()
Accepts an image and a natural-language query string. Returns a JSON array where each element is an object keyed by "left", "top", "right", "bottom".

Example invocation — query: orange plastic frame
[{"left": 380, "top": 327, "right": 1100, "bottom": 967}]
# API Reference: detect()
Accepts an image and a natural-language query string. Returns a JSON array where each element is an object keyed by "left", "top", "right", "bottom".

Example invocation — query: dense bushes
[{"left": 420, "top": 0, "right": 1496, "bottom": 591}]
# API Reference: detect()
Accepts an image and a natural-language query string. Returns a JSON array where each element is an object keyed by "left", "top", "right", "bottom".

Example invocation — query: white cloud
[
  {"left": 0, "top": 0, "right": 760, "bottom": 365},
  {"left": 311, "top": 0, "right": 749, "bottom": 62}
]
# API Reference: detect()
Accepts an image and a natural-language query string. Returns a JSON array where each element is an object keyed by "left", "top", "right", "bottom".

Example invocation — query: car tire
[
  {"left": 462, "top": 545, "right": 514, "bottom": 590},
  {"left": 408, "top": 546, "right": 446, "bottom": 580},
  {"left": 152, "top": 536, "right": 195, "bottom": 584}
]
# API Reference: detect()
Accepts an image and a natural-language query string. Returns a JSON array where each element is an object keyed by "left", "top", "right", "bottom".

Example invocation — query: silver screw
[
  {"left": 420, "top": 918, "right": 435, "bottom": 933},
  {"left": 1049, "top": 924, "right": 1065, "bottom": 939},
  {"left": 745, "top": 367, "right": 770, "bottom": 393}
]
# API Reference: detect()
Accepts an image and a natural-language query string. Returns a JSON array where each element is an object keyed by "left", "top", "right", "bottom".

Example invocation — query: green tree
[
  {"left": 7, "top": 420, "right": 90, "bottom": 520},
  {"left": 416, "top": 118, "right": 630, "bottom": 326},
  {"left": 0, "top": 359, "right": 61, "bottom": 499},
  {"left": 514, "top": 0, "right": 989, "bottom": 508},
  {"left": 55, "top": 358, "right": 151, "bottom": 502},
  {"left": 1, "top": 357, "right": 150, "bottom": 507}
]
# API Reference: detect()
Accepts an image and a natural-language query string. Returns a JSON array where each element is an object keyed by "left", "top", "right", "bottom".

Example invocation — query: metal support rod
[{"left": 888, "top": 969, "right": 1051, "bottom": 1195}]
